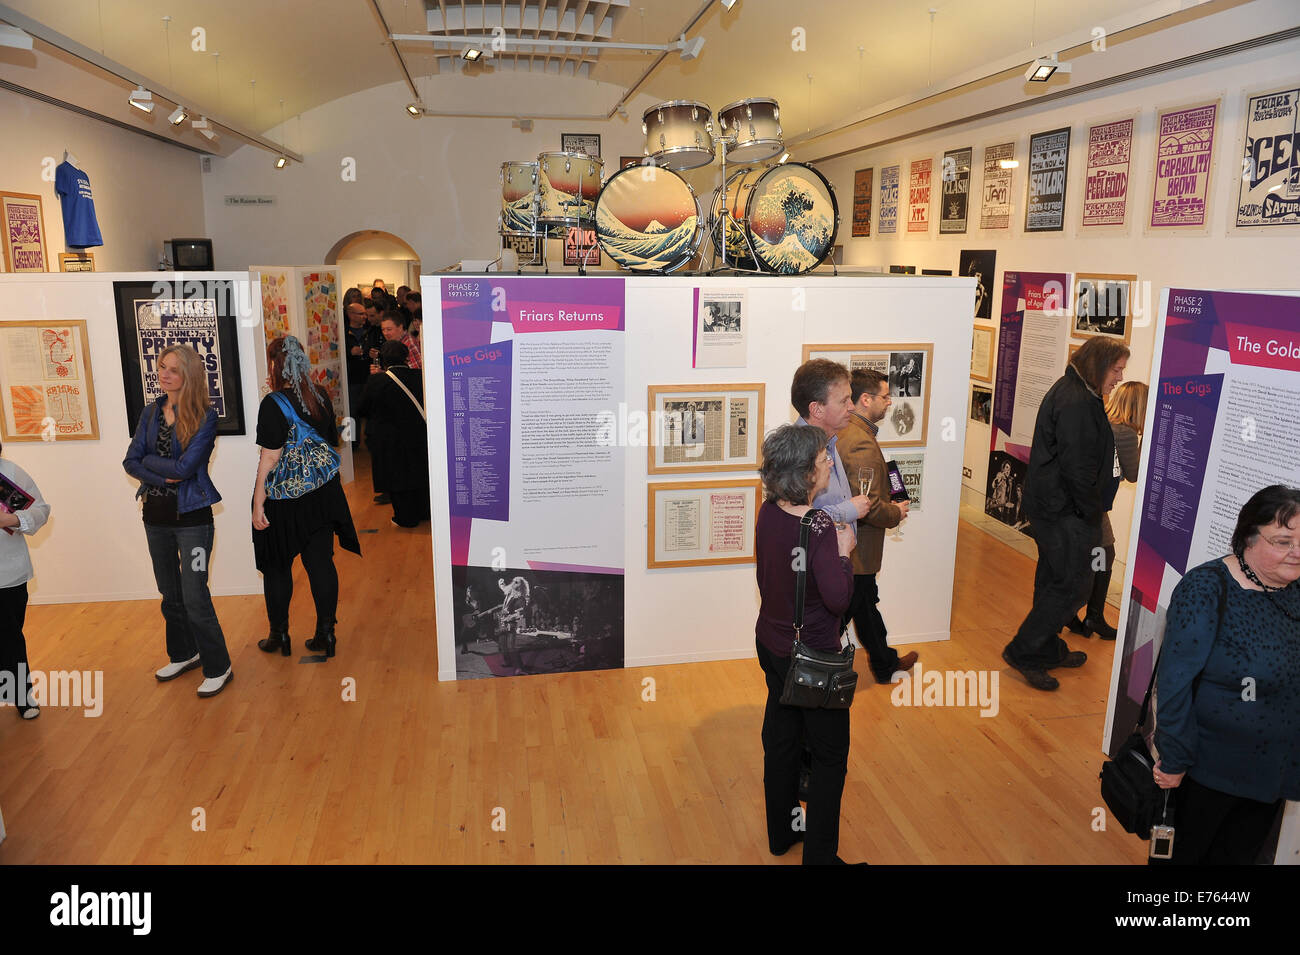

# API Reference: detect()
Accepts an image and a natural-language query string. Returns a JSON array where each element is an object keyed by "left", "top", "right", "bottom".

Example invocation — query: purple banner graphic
[
  {"left": 445, "top": 342, "right": 512, "bottom": 522},
  {"left": 1082, "top": 118, "right": 1133, "bottom": 227},
  {"left": 1150, "top": 102, "right": 1218, "bottom": 228},
  {"left": 992, "top": 285, "right": 1023, "bottom": 440},
  {"left": 879, "top": 164, "right": 900, "bottom": 234}
]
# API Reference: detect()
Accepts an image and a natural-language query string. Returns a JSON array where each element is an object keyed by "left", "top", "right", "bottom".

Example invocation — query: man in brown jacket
[{"left": 836, "top": 369, "right": 918, "bottom": 683}]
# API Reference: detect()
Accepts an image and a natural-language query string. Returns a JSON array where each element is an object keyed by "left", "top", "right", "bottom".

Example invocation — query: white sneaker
[
  {"left": 20, "top": 705, "right": 39, "bottom": 720},
  {"left": 156, "top": 654, "right": 202, "bottom": 682},
  {"left": 196, "top": 667, "right": 233, "bottom": 698}
]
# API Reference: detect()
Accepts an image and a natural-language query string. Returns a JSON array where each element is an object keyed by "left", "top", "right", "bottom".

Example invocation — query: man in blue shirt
[{"left": 791, "top": 358, "right": 872, "bottom": 533}]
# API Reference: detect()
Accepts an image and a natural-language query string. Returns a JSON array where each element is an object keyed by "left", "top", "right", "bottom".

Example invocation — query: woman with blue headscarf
[{"left": 252, "top": 336, "right": 360, "bottom": 659}]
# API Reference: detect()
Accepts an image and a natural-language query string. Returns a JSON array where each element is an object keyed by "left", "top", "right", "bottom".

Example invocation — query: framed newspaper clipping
[
  {"left": 801, "top": 343, "right": 933, "bottom": 447},
  {"left": 647, "top": 478, "right": 762, "bottom": 568},
  {"left": 0, "top": 319, "right": 100, "bottom": 441},
  {"left": 647, "top": 382, "right": 765, "bottom": 475}
]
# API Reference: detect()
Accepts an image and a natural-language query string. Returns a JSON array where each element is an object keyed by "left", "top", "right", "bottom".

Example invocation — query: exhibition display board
[
  {"left": 425, "top": 274, "right": 973, "bottom": 682},
  {"left": 0, "top": 272, "right": 266, "bottom": 603},
  {"left": 1104, "top": 286, "right": 1300, "bottom": 861},
  {"left": 249, "top": 266, "right": 354, "bottom": 484}
]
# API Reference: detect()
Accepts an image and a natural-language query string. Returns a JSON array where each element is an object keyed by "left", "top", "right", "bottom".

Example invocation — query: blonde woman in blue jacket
[
  {"left": 0, "top": 441, "right": 51, "bottom": 718},
  {"left": 123, "top": 345, "right": 233, "bottom": 698}
]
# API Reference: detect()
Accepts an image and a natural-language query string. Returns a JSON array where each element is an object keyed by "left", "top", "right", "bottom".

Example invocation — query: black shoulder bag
[{"left": 778, "top": 510, "right": 859, "bottom": 709}]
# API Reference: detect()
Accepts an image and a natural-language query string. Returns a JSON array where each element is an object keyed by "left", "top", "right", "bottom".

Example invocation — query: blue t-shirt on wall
[{"left": 54, "top": 161, "right": 104, "bottom": 248}]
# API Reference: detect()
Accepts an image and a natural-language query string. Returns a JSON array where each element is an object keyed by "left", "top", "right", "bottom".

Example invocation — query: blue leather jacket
[{"left": 122, "top": 398, "right": 223, "bottom": 514}]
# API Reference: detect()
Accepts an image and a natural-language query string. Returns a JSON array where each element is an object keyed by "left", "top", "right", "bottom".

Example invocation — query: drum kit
[{"left": 497, "top": 96, "right": 840, "bottom": 276}]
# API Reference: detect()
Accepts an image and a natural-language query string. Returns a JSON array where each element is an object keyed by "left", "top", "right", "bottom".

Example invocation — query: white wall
[
  {"left": 0, "top": 91, "right": 206, "bottom": 271},
  {"left": 0, "top": 272, "right": 265, "bottom": 604},
  {"left": 815, "top": 33, "right": 1300, "bottom": 570}
]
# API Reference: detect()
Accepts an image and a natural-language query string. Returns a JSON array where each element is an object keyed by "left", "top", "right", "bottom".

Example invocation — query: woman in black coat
[{"left": 359, "top": 341, "right": 430, "bottom": 528}]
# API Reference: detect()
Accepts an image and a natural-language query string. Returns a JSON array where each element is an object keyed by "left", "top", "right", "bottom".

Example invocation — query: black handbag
[{"left": 779, "top": 510, "right": 858, "bottom": 709}]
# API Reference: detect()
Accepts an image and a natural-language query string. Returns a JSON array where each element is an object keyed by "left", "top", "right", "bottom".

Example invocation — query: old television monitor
[{"left": 168, "top": 238, "right": 214, "bottom": 270}]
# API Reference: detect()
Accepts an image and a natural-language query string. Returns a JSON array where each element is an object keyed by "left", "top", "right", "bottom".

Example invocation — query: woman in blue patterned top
[{"left": 1153, "top": 485, "right": 1300, "bottom": 864}]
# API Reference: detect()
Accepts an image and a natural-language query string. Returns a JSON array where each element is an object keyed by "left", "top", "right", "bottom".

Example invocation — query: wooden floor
[{"left": 0, "top": 457, "right": 1145, "bottom": 864}]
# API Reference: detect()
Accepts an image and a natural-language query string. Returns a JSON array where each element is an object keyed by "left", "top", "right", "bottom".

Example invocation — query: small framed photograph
[
  {"left": 1, "top": 192, "right": 49, "bottom": 272},
  {"left": 58, "top": 251, "right": 95, "bottom": 272},
  {"left": 801, "top": 343, "right": 933, "bottom": 447},
  {"left": 648, "top": 478, "right": 762, "bottom": 568},
  {"left": 970, "top": 384, "right": 992, "bottom": 425},
  {"left": 562, "top": 133, "right": 601, "bottom": 158},
  {"left": 647, "top": 383, "right": 765, "bottom": 475},
  {"left": 1073, "top": 272, "right": 1136, "bottom": 344},
  {"left": 970, "top": 325, "right": 995, "bottom": 383}
]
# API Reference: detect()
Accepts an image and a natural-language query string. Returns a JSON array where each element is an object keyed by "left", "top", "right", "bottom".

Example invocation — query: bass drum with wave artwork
[
  {"left": 594, "top": 164, "right": 702, "bottom": 273},
  {"left": 709, "top": 162, "right": 839, "bottom": 274}
]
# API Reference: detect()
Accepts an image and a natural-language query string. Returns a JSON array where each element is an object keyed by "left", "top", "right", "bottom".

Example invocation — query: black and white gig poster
[{"left": 1025, "top": 127, "right": 1071, "bottom": 233}]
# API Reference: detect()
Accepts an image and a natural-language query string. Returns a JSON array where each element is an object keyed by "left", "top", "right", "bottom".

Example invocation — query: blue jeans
[{"left": 144, "top": 523, "right": 231, "bottom": 678}]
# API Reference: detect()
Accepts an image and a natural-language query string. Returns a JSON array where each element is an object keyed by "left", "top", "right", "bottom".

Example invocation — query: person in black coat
[
  {"left": 358, "top": 341, "right": 430, "bottom": 528},
  {"left": 1002, "top": 336, "right": 1130, "bottom": 691}
]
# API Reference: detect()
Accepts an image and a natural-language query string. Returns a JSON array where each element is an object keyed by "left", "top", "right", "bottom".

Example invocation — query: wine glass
[{"left": 858, "top": 466, "right": 874, "bottom": 497}]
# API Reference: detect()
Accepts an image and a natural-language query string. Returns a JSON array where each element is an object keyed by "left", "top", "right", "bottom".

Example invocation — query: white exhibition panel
[
  {"left": 0, "top": 272, "right": 266, "bottom": 604},
  {"left": 425, "top": 273, "right": 973, "bottom": 680}
]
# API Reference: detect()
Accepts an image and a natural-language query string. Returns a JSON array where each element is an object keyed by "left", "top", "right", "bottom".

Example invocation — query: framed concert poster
[
  {"left": 563, "top": 226, "right": 600, "bottom": 267},
  {"left": 647, "top": 383, "right": 765, "bottom": 475},
  {"left": 1, "top": 192, "right": 49, "bottom": 272},
  {"left": 0, "top": 320, "right": 100, "bottom": 441},
  {"left": 561, "top": 133, "right": 601, "bottom": 158},
  {"left": 647, "top": 478, "right": 761, "bottom": 569},
  {"left": 852, "top": 168, "right": 874, "bottom": 237},
  {"left": 1072, "top": 272, "right": 1136, "bottom": 344},
  {"left": 801, "top": 342, "right": 934, "bottom": 447},
  {"left": 111, "top": 280, "right": 247, "bottom": 436}
]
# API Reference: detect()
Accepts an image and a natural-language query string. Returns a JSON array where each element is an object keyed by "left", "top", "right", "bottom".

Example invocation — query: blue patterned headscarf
[{"left": 279, "top": 335, "right": 315, "bottom": 409}]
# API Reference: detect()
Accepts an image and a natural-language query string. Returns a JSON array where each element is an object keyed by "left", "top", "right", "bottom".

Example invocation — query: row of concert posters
[
  {"left": 1106, "top": 289, "right": 1300, "bottom": 764},
  {"left": 0, "top": 320, "right": 100, "bottom": 441},
  {"left": 111, "top": 280, "right": 246, "bottom": 436},
  {"left": 438, "top": 276, "right": 626, "bottom": 680}
]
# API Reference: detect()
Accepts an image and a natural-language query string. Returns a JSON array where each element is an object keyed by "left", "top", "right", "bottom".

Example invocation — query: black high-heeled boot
[
  {"left": 305, "top": 625, "right": 336, "bottom": 658},
  {"left": 258, "top": 628, "right": 291, "bottom": 656}
]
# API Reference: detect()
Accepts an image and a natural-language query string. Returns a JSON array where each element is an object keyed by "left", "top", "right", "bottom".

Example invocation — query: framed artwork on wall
[
  {"left": 561, "top": 133, "right": 601, "bottom": 158},
  {"left": 647, "top": 478, "right": 762, "bottom": 568},
  {"left": 111, "top": 280, "right": 247, "bottom": 436},
  {"left": 0, "top": 192, "right": 49, "bottom": 272},
  {"left": 801, "top": 343, "right": 934, "bottom": 447},
  {"left": 971, "top": 325, "right": 995, "bottom": 383},
  {"left": 647, "top": 383, "right": 765, "bottom": 475},
  {"left": 1072, "top": 272, "right": 1136, "bottom": 344},
  {"left": 0, "top": 319, "right": 100, "bottom": 441}
]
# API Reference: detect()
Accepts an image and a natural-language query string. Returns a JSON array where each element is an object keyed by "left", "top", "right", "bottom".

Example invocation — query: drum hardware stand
[{"left": 704, "top": 132, "right": 764, "bottom": 276}]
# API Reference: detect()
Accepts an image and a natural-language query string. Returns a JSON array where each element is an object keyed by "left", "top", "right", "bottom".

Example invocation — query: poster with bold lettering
[
  {"left": 1150, "top": 101, "right": 1219, "bottom": 229},
  {"left": 907, "top": 158, "right": 932, "bottom": 233},
  {"left": 437, "top": 276, "right": 626, "bottom": 680},
  {"left": 878, "top": 164, "right": 900, "bottom": 234},
  {"left": 1025, "top": 128, "right": 1070, "bottom": 232},
  {"left": 1106, "top": 289, "right": 1300, "bottom": 761},
  {"left": 979, "top": 142, "right": 1015, "bottom": 230},
  {"left": 1235, "top": 86, "right": 1300, "bottom": 228},
  {"left": 852, "top": 168, "right": 874, "bottom": 237},
  {"left": 939, "top": 147, "right": 972, "bottom": 234},
  {"left": 112, "top": 280, "right": 246, "bottom": 436},
  {"left": 1081, "top": 117, "right": 1134, "bottom": 228}
]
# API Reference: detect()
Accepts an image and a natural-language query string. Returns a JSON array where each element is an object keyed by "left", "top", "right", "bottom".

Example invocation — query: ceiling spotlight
[
  {"left": 999, "top": 159, "right": 1019, "bottom": 169},
  {"left": 168, "top": 106, "right": 189, "bottom": 126},
  {"left": 721, "top": 0, "right": 738, "bottom": 9},
  {"left": 128, "top": 86, "right": 155, "bottom": 114},
  {"left": 678, "top": 35, "right": 706, "bottom": 60},
  {"left": 462, "top": 46, "right": 483, "bottom": 61},
  {"left": 617, "top": 105, "right": 628, "bottom": 119},
  {"left": 192, "top": 117, "right": 218, "bottom": 141},
  {"left": 0, "top": 24, "right": 34, "bottom": 49},
  {"left": 406, "top": 102, "right": 423, "bottom": 117},
  {"left": 1025, "top": 54, "right": 1070, "bottom": 82},
  {"left": 778, "top": 152, "right": 790, "bottom": 164},
  {"left": 275, "top": 155, "right": 289, "bottom": 169}
]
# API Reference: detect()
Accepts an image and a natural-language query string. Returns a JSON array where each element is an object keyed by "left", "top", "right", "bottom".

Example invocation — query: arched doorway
[{"left": 325, "top": 230, "right": 422, "bottom": 299}]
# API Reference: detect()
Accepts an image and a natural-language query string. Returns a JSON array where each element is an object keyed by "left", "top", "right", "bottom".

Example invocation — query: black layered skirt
[{"left": 253, "top": 474, "right": 361, "bottom": 572}]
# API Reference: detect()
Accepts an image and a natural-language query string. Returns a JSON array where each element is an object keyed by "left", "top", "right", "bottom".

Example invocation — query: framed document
[
  {"left": 648, "top": 478, "right": 761, "bottom": 568},
  {"left": 801, "top": 343, "right": 934, "bottom": 447},
  {"left": 0, "top": 192, "right": 48, "bottom": 272},
  {"left": 58, "top": 252, "right": 95, "bottom": 272},
  {"left": 647, "top": 382, "right": 765, "bottom": 475},
  {"left": 561, "top": 133, "right": 601, "bottom": 158},
  {"left": 0, "top": 319, "right": 100, "bottom": 441},
  {"left": 1072, "top": 272, "right": 1136, "bottom": 344},
  {"left": 112, "top": 280, "right": 247, "bottom": 436},
  {"left": 970, "top": 325, "right": 995, "bottom": 383}
]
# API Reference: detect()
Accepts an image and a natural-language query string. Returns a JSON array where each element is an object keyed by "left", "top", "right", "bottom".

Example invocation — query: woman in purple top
[{"left": 754, "top": 424, "right": 856, "bottom": 864}]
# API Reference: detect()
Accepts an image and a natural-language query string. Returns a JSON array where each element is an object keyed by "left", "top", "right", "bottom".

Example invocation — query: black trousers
[
  {"left": 1082, "top": 544, "right": 1115, "bottom": 620},
  {"left": 1005, "top": 515, "right": 1097, "bottom": 669},
  {"left": 1151, "top": 775, "right": 1284, "bottom": 865},
  {"left": 0, "top": 582, "right": 32, "bottom": 710},
  {"left": 391, "top": 488, "right": 430, "bottom": 527},
  {"left": 261, "top": 526, "right": 339, "bottom": 635},
  {"left": 842, "top": 573, "right": 900, "bottom": 681},
  {"left": 756, "top": 638, "right": 850, "bottom": 865}
]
